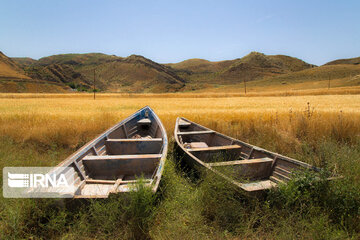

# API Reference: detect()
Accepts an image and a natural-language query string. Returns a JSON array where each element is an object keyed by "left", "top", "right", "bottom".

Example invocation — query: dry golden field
[
  {"left": 0, "top": 93, "right": 359, "bottom": 150},
  {"left": 1, "top": 93, "right": 360, "bottom": 239}
]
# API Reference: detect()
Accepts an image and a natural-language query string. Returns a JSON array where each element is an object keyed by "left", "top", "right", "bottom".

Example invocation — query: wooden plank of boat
[
  {"left": 188, "top": 144, "right": 241, "bottom": 152},
  {"left": 177, "top": 130, "right": 214, "bottom": 135},
  {"left": 208, "top": 158, "right": 273, "bottom": 167},
  {"left": 105, "top": 138, "right": 163, "bottom": 155},
  {"left": 48, "top": 106, "right": 167, "bottom": 198},
  {"left": 174, "top": 117, "right": 328, "bottom": 193},
  {"left": 179, "top": 119, "right": 191, "bottom": 127}
]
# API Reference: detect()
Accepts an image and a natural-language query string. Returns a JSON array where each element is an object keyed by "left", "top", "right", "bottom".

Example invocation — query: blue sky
[{"left": 0, "top": 0, "right": 359, "bottom": 65}]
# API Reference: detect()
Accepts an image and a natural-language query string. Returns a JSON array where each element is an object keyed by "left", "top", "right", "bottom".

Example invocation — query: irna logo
[
  {"left": 3, "top": 167, "right": 75, "bottom": 198},
  {"left": 8, "top": 172, "right": 69, "bottom": 188}
]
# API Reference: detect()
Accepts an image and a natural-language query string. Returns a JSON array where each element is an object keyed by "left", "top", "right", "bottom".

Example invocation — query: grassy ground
[{"left": 0, "top": 93, "right": 359, "bottom": 239}]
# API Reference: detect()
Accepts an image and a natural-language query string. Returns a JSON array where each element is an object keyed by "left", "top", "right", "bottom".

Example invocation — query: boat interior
[
  {"left": 176, "top": 118, "right": 315, "bottom": 192},
  {"left": 63, "top": 108, "right": 165, "bottom": 198}
]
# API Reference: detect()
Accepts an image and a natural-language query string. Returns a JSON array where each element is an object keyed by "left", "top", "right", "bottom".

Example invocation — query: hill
[
  {"left": 36, "top": 53, "right": 122, "bottom": 66},
  {"left": 0, "top": 51, "right": 69, "bottom": 93},
  {"left": 215, "top": 52, "right": 315, "bottom": 84},
  {"left": 0, "top": 51, "right": 30, "bottom": 79},
  {"left": 325, "top": 56, "right": 360, "bottom": 66},
  {"left": 4, "top": 51, "right": 360, "bottom": 93},
  {"left": 242, "top": 63, "right": 360, "bottom": 92},
  {"left": 166, "top": 52, "right": 315, "bottom": 90},
  {"left": 22, "top": 53, "right": 186, "bottom": 92},
  {"left": 11, "top": 57, "right": 37, "bottom": 68},
  {"left": 167, "top": 58, "right": 234, "bottom": 73},
  {"left": 87, "top": 54, "right": 186, "bottom": 92},
  {"left": 24, "top": 64, "right": 92, "bottom": 89}
]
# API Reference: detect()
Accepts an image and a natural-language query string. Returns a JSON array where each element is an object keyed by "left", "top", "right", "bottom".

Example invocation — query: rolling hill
[
  {"left": 11, "top": 57, "right": 37, "bottom": 68},
  {"left": 13, "top": 53, "right": 186, "bottom": 93},
  {"left": 25, "top": 64, "right": 92, "bottom": 88},
  {"left": 325, "top": 56, "right": 360, "bottom": 66},
  {"left": 215, "top": 52, "right": 315, "bottom": 84},
  {"left": 166, "top": 52, "right": 316, "bottom": 90},
  {"left": 0, "top": 51, "right": 30, "bottom": 79},
  {"left": 0, "top": 52, "right": 68, "bottom": 93},
  {"left": 167, "top": 58, "right": 234, "bottom": 73},
  {"left": 75, "top": 54, "right": 186, "bottom": 92},
  {"left": 4, "top": 51, "right": 360, "bottom": 93},
  {"left": 36, "top": 53, "right": 121, "bottom": 66}
]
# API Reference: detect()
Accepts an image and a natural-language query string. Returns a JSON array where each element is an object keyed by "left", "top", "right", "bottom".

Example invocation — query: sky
[{"left": 0, "top": 0, "right": 359, "bottom": 65}]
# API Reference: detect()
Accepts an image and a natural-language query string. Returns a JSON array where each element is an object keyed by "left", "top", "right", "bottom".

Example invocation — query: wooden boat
[
  {"left": 174, "top": 117, "right": 321, "bottom": 193},
  {"left": 55, "top": 106, "right": 167, "bottom": 198}
]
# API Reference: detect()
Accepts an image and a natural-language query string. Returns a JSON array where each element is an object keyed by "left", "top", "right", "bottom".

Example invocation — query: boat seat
[
  {"left": 105, "top": 138, "right": 162, "bottom": 155},
  {"left": 209, "top": 157, "right": 273, "bottom": 180},
  {"left": 188, "top": 144, "right": 241, "bottom": 152},
  {"left": 131, "top": 134, "right": 152, "bottom": 139},
  {"left": 106, "top": 138, "right": 162, "bottom": 142},
  {"left": 82, "top": 154, "right": 162, "bottom": 177},
  {"left": 241, "top": 180, "right": 277, "bottom": 192},
  {"left": 208, "top": 157, "right": 272, "bottom": 167},
  {"left": 85, "top": 179, "right": 152, "bottom": 184},
  {"left": 137, "top": 118, "right": 151, "bottom": 125},
  {"left": 184, "top": 142, "right": 208, "bottom": 149},
  {"left": 179, "top": 119, "right": 191, "bottom": 128},
  {"left": 177, "top": 130, "right": 214, "bottom": 135},
  {"left": 83, "top": 154, "right": 162, "bottom": 161}
]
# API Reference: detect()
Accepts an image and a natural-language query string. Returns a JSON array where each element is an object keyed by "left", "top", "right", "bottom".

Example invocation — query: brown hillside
[
  {"left": 216, "top": 52, "right": 315, "bottom": 84},
  {"left": 167, "top": 58, "right": 234, "bottom": 73},
  {"left": 0, "top": 52, "right": 71, "bottom": 93},
  {"left": 325, "top": 56, "right": 360, "bottom": 66},
  {"left": 5, "top": 51, "right": 359, "bottom": 93},
  {"left": 260, "top": 64, "right": 360, "bottom": 86},
  {"left": 0, "top": 51, "right": 31, "bottom": 79},
  {"left": 26, "top": 53, "right": 186, "bottom": 92},
  {"left": 25, "top": 64, "right": 92, "bottom": 88},
  {"left": 12, "top": 57, "right": 37, "bottom": 68},
  {"left": 165, "top": 52, "right": 315, "bottom": 87},
  {"left": 77, "top": 54, "right": 186, "bottom": 92},
  {"left": 36, "top": 53, "right": 122, "bottom": 66}
]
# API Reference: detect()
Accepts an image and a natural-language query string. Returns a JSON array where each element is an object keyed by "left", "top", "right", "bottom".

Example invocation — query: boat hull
[
  {"left": 174, "top": 117, "right": 322, "bottom": 193},
  {"left": 52, "top": 106, "right": 167, "bottom": 198}
]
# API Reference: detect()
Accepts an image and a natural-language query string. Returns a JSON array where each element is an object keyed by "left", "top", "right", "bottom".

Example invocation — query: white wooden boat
[
  {"left": 55, "top": 106, "right": 167, "bottom": 198},
  {"left": 174, "top": 117, "right": 322, "bottom": 193}
]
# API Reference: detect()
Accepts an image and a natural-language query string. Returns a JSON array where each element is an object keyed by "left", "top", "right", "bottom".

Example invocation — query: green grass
[{"left": 0, "top": 129, "right": 360, "bottom": 239}]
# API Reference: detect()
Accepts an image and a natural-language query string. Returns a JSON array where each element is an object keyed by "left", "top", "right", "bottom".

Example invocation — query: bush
[{"left": 267, "top": 170, "right": 360, "bottom": 233}]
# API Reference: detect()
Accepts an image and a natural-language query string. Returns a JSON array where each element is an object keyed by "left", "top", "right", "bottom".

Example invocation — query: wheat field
[
  {"left": 0, "top": 93, "right": 359, "bottom": 148},
  {"left": 0, "top": 93, "right": 359, "bottom": 239}
]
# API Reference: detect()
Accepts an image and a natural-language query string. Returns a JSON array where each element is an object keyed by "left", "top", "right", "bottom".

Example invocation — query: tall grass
[
  {"left": 1, "top": 86, "right": 360, "bottom": 98},
  {"left": 0, "top": 94, "right": 359, "bottom": 239}
]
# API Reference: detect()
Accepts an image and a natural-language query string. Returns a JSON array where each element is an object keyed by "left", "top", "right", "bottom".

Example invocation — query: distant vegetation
[
  {"left": 0, "top": 94, "right": 359, "bottom": 239},
  {"left": 0, "top": 50, "right": 359, "bottom": 93}
]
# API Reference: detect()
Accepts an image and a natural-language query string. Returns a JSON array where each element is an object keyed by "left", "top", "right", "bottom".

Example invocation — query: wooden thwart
[
  {"left": 137, "top": 118, "right": 151, "bottom": 125},
  {"left": 188, "top": 144, "right": 241, "bottom": 152},
  {"left": 179, "top": 119, "right": 191, "bottom": 127},
  {"left": 177, "top": 130, "right": 214, "bottom": 135},
  {"left": 86, "top": 179, "right": 152, "bottom": 184},
  {"left": 105, "top": 138, "right": 163, "bottom": 155},
  {"left": 86, "top": 179, "right": 116, "bottom": 184},
  {"left": 106, "top": 138, "right": 162, "bottom": 142},
  {"left": 83, "top": 154, "right": 162, "bottom": 161},
  {"left": 208, "top": 157, "right": 273, "bottom": 167}
]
